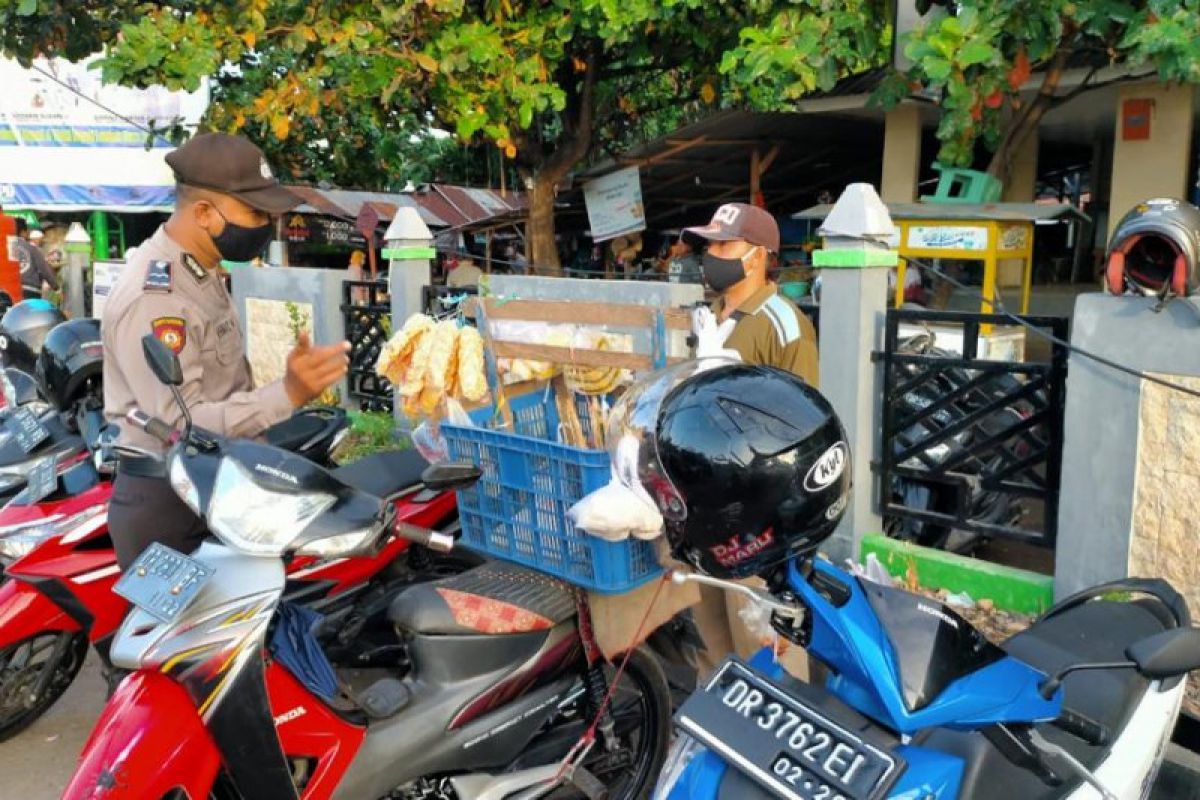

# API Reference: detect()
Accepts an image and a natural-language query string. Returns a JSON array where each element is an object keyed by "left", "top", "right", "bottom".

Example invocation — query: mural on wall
[{"left": 1132, "top": 373, "right": 1200, "bottom": 616}]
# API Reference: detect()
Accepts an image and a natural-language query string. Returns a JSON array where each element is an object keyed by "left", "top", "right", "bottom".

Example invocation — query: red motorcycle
[
  {"left": 61, "top": 335, "right": 668, "bottom": 800},
  {"left": 0, "top": 407, "right": 464, "bottom": 740}
]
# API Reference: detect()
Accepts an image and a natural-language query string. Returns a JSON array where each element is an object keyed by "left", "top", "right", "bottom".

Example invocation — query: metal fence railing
[
  {"left": 874, "top": 308, "right": 1068, "bottom": 552},
  {"left": 341, "top": 280, "right": 392, "bottom": 412}
]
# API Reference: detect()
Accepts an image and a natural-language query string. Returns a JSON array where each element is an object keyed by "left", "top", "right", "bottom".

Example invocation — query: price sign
[{"left": 6, "top": 406, "right": 50, "bottom": 453}]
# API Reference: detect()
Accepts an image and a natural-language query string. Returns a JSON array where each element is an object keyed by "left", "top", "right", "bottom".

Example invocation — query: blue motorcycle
[{"left": 654, "top": 561, "right": 1200, "bottom": 800}]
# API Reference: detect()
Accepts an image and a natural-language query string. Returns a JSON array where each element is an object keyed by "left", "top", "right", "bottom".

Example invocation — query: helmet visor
[{"left": 605, "top": 357, "right": 739, "bottom": 522}]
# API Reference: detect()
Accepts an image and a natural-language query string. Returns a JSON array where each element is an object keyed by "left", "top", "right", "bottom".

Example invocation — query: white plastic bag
[
  {"left": 410, "top": 397, "right": 475, "bottom": 464},
  {"left": 568, "top": 434, "right": 663, "bottom": 542}
]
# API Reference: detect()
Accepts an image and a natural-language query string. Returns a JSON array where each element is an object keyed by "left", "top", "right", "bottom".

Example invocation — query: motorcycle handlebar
[
  {"left": 1052, "top": 707, "right": 1110, "bottom": 747},
  {"left": 394, "top": 521, "right": 455, "bottom": 554},
  {"left": 125, "top": 409, "right": 175, "bottom": 445}
]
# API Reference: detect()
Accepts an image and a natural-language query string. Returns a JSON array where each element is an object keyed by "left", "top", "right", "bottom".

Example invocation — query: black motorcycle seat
[
  {"left": 916, "top": 598, "right": 1171, "bottom": 800},
  {"left": 389, "top": 561, "right": 576, "bottom": 636},
  {"left": 332, "top": 449, "right": 429, "bottom": 499}
]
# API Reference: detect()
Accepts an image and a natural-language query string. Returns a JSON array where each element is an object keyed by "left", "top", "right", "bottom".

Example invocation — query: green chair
[{"left": 920, "top": 163, "right": 1002, "bottom": 204}]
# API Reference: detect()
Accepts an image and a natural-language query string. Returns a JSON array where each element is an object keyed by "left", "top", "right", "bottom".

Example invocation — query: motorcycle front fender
[
  {"left": 62, "top": 670, "right": 221, "bottom": 800},
  {"left": 0, "top": 576, "right": 80, "bottom": 647}
]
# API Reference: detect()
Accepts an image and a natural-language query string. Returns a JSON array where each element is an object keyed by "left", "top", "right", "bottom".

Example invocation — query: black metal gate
[
  {"left": 876, "top": 309, "right": 1068, "bottom": 550},
  {"left": 341, "top": 280, "right": 392, "bottom": 412}
]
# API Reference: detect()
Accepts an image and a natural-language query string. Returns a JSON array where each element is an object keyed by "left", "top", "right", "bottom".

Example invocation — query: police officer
[
  {"left": 13, "top": 218, "right": 59, "bottom": 300},
  {"left": 685, "top": 202, "right": 818, "bottom": 385},
  {"left": 103, "top": 133, "right": 350, "bottom": 569}
]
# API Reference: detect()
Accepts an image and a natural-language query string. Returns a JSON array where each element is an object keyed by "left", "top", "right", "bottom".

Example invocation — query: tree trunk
[
  {"left": 986, "top": 46, "right": 1073, "bottom": 185},
  {"left": 527, "top": 175, "right": 560, "bottom": 275}
]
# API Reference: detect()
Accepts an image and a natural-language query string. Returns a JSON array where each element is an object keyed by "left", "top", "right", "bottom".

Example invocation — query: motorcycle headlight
[
  {"left": 168, "top": 453, "right": 200, "bottom": 514},
  {"left": 208, "top": 457, "right": 336, "bottom": 557},
  {"left": 652, "top": 735, "right": 708, "bottom": 800},
  {"left": 0, "top": 505, "right": 106, "bottom": 559}
]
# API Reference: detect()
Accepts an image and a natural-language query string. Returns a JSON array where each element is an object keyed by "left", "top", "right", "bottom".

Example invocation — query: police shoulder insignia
[
  {"left": 151, "top": 317, "right": 187, "bottom": 354},
  {"left": 144, "top": 260, "right": 172, "bottom": 292}
]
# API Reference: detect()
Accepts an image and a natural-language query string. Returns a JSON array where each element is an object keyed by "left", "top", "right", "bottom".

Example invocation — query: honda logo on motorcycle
[
  {"left": 273, "top": 705, "right": 307, "bottom": 726},
  {"left": 804, "top": 442, "right": 848, "bottom": 493}
]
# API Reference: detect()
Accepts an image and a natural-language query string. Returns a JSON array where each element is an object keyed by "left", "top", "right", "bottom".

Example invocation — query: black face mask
[
  {"left": 702, "top": 249, "right": 753, "bottom": 292},
  {"left": 209, "top": 207, "right": 274, "bottom": 262}
]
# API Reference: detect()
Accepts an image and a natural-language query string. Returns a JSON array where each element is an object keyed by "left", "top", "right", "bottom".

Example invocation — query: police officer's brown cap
[
  {"left": 685, "top": 202, "right": 780, "bottom": 253},
  {"left": 165, "top": 133, "right": 301, "bottom": 215}
]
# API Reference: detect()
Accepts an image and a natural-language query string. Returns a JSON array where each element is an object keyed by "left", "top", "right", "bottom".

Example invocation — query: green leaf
[
  {"left": 16, "top": 0, "right": 37, "bottom": 15},
  {"left": 957, "top": 40, "right": 995, "bottom": 66},
  {"left": 924, "top": 56, "right": 952, "bottom": 81}
]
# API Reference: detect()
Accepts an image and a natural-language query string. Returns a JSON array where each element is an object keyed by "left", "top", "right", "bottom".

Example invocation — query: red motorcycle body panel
[{"left": 61, "top": 671, "right": 222, "bottom": 799}]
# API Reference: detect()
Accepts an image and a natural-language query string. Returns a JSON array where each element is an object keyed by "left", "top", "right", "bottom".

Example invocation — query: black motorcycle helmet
[
  {"left": 36, "top": 318, "right": 103, "bottom": 410},
  {"left": 609, "top": 361, "right": 851, "bottom": 579},
  {"left": 1105, "top": 198, "right": 1200, "bottom": 297},
  {"left": 0, "top": 299, "right": 66, "bottom": 375}
]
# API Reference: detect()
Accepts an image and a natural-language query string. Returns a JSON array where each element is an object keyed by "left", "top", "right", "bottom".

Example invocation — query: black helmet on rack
[
  {"left": 1106, "top": 198, "right": 1200, "bottom": 297},
  {"left": 0, "top": 299, "right": 66, "bottom": 375},
  {"left": 608, "top": 360, "right": 851, "bottom": 579},
  {"left": 36, "top": 318, "right": 103, "bottom": 411}
]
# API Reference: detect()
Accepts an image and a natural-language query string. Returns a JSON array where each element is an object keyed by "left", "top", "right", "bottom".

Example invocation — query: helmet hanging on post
[{"left": 1105, "top": 198, "right": 1200, "bottom": 298}]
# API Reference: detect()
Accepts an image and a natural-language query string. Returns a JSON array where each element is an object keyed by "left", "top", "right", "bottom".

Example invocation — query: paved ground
[{"left": 7, "top": 651, "right": 1199, "bottom": 798}]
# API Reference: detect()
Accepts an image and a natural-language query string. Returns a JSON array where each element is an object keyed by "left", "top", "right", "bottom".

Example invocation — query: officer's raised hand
[{"left": 285, "top": 331, "right": 351, "bottom": 406}]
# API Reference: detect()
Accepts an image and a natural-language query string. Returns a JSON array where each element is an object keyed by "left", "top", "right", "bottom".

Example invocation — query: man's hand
[{"left": 284, "top": 332, "right": 351, "bottom": 407}]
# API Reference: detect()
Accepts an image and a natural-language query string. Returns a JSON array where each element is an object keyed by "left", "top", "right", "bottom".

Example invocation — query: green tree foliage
[{"left": 726, "top": 0, "right": 1200, "bottom": 182}]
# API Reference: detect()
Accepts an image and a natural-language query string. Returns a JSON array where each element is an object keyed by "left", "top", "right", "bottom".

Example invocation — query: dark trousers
[{"left": 109, "top": 471, "right": 208, "bottom": 569}]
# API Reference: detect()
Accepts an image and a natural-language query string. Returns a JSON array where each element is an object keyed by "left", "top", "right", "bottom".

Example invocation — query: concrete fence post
[
  {"left": 811, "top": 184, "right": 898, "bottom": 563},
  {"left": 63, "top": 222, "right": 91, "bottom": 318},
  {"left": 383, "top": 208, "right": 435, "bottom": 424}
]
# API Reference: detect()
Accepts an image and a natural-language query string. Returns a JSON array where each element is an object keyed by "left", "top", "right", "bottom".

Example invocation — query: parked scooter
[
  {"left": 647, "top": 371, "right": 1199, "bottom": 800},
  {"left": 63, "top": 336, "right": 669, "bottom": 800},
  {"left": 886, "top": 332, "right": 1042, "bottom": 552},
  {"left": 0, "top": 403, "right": 466, "bottom": 741}
]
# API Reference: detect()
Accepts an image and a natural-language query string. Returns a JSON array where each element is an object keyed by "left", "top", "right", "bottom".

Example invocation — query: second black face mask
[
  {"left": 210, "top": 207, "right": 274, "bottom": 262},
  {"left": 702, "top": 252, "right": 747, "bottom": 292}
]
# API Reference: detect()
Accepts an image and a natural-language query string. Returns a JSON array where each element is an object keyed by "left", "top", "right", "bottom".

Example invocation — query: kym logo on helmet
[{"left": 804, "top": 442, "right": 848, "bottom": 493}]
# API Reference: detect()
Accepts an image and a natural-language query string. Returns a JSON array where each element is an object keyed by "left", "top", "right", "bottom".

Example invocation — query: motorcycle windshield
[{"left": 859, "top": 579, "right": 1006, "bottom": 712}]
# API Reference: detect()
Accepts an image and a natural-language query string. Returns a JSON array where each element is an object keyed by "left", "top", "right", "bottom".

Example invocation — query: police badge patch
[
  {"left": 151, "top": 317, "right": 187, "bottom": 354},
  {"left": 144, "top": 260, "right": 172, "bottom": 292}
]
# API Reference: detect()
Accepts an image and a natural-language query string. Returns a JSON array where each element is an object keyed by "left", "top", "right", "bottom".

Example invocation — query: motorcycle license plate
[
  {"left": 675, "top": 659, "right": 902, "bottom": 800},
  {"left": 113, "top": 542, "right": 214, "bottom": 623}
]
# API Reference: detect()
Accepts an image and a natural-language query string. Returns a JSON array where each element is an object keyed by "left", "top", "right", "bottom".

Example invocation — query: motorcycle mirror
[
  {"left": 141, "top": 335, "right": 184, "bottom": 387},
  {"left": 421, "top": 461, "right": 482, "bottom": 492},
  {"left": 1126, "top": 627, "right": 1200, "bottom": 680}
]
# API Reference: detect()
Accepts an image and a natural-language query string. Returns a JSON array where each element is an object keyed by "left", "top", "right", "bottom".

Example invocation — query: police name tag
[
  {"left": 7, "top": 407, "right": 50, "bottom": 453},
  {"left": 113, "top": 542, "right": 215, "bottom": 623}
]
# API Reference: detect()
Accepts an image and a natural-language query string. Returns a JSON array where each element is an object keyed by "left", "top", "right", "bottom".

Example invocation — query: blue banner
[{"left": 2, "top": 183, "right": 175, "bottom": 208}]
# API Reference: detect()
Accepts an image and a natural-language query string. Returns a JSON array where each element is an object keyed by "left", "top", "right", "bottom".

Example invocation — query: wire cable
[{"left": 904, "top": 255, "right": 1200, "bottom": 401}]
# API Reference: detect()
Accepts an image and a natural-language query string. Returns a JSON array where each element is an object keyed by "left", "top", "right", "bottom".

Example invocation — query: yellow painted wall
[
  {"left": 1108, "top": 83, "right": 1196, "bottom": 239},
  {"left": 881, "top": 105, "right": 922, "bottom": 203}
]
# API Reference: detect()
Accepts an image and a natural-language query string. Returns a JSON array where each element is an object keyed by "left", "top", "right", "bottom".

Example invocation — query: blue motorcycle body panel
[{"left": 791, "top": 559, "right": 1061, "bottom": 731}]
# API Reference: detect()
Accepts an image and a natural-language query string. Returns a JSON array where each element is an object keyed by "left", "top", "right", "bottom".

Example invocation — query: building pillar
[
  {"left": 998, "top": 132, "right": 1039, "bottom": 287},
  {"left": 1108, "top": 83, "right": 1196, "bottom": 240},
  {"left": 880, "top": 105, "right": 923, "bottom": 203},
  {"left": 813, "top": 184, "right": 898, "bottom": 562}
]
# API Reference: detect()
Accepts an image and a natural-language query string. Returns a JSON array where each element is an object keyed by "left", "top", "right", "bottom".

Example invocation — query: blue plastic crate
[{"left": 441, "top": 389, "right": 663, "bottom": 594}]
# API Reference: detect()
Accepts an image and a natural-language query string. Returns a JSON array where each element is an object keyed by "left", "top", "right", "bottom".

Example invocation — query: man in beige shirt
[{"left": 104, "top": 132, "right": 349, "bottom": 568}]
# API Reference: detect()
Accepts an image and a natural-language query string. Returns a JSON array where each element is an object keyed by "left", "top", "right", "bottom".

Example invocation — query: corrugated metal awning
[{"left": 284, "top": 186, "right": 449, "bottom": 227}]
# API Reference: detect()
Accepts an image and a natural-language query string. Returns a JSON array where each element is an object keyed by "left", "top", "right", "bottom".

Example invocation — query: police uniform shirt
[
  {"left": 713, "top": 284, "right": 819, "bottom": 386},
  {"left": 103, "top": 226, "right": 293, "bottom": 452}
]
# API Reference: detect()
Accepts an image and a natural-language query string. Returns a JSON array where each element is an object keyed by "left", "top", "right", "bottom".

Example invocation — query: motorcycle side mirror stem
[
  {"left": 141, "top": 335, "right": 193, "bottom": 441},
  {"left": 1039, "top": 627, "right": 1200, "bottom": 699}
]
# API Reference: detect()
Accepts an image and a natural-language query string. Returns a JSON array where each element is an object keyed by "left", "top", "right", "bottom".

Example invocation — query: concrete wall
[
  {"left": 1055, "top": 293, "right": 1200, "bottom": 607},
  {"left": 880, "top": 105, "right": 922, "bottom": 203},
  {"left": 1108, "top": 82, "right": 1196, "bottom": 239},
  {"left": 231, "top": 266, "right": 349, "bottom": 400}
]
